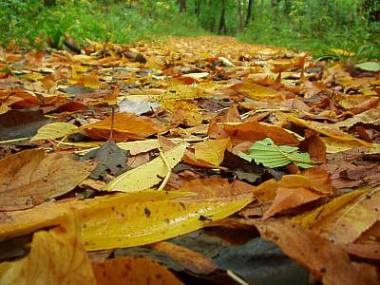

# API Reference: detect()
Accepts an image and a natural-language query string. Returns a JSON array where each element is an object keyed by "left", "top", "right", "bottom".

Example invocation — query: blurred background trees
[{"left": 0, "top": 0, "right": 378, "bottom": 58}]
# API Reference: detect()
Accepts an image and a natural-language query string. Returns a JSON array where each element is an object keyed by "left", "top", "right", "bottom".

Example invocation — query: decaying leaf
[
  {"left": 79, "top": 140, "right": 129, "bottom": 180},
  {"left": 0, "top": 215, "right": 96, "bottom": 285}
]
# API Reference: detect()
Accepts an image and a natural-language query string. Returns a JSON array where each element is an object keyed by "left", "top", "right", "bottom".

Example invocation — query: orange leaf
[
  {"left": 93, "top": 256, "right": 182, "bottom": 285},
  {"left": 83, "top": 113, "right": 166, "bottom": 141},
  {"left": 224, "top": 121, "right": 299, "bottom": 146}
]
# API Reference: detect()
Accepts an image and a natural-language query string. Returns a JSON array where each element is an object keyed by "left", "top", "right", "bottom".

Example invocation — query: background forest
[{"left": 0, "top": 0, "right": 379, "bottom": 58}]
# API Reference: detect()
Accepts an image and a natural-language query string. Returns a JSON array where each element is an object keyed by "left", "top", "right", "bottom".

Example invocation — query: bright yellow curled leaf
[
  {"left": 0, "top": 214, "right": 96, "bottom": 285},
  {"left": 31, "top": 122, "right": 79, "bottom": 141},
  {"left": 104, "top": 143, "right": 188, "bottom": 192},
  {"left": 0, "top": 191, "right": 252, "bottom": 251},
  {"left": 292, "top": 187, "right": 380, "bottom": 244},
  {"left": 282, "top": 114, "right": 369, "bottom": 145},
  {"left": 194, "top": 138, "right": 230, "bottom": 166}
]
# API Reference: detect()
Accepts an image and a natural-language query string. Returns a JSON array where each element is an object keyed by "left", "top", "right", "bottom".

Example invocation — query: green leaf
[
  {"left": 355, "top": 62, "right": 380, "bottom": 72},
  {"left": 239, "top": 138, "right": 313, "bottom": 169}
]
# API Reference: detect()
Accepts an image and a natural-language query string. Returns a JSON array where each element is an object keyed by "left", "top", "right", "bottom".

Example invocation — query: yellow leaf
[
  {"left": 31, "top": 122, "right": 79, "bottom": 141},
  {"left": 0, "top": 191, "right": 252, "bottom": 251},
  {"left": 292, "top": 187, "right": 380, "bottom": 244},
  {"left": 0, "top": 103, "right": 9, "bottom": 115},
  {"left": 194, "top": 138, "right": 230, "bottom": 166},
  {"left": 321, "top": 137, "right": 365, "bottom": 153},
  {"left": 104, "top": 143, "right": 188, "bottom": 193},
  {"left": 282, "top": 114, "right": 369, "bottom": 145},
  {"left": 330, "top": 48, "right": 354, "bottom": 57},
  {"left": 292, "top": 189, "right": 367, "bottom": 228},
  {"left": 0, "top": 214, "right": 96, "bottom": 285}
]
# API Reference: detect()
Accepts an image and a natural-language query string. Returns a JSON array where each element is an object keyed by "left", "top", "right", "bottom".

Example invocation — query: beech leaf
[{"left": 239, "top": 138, "right": 313, "bottom": 169}]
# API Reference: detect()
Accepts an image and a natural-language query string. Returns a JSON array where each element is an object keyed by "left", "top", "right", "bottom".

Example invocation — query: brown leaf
[
  {"left": 93, "top": 256, "right": 183, "bottom": 285},
  {"left": 150, "top": 241, "right": 217, "bottom": 275},
  {"left": 178, "top": 177, "right": 255, "bottom": 200},
  {"left": 224, "top": 121, "right": 300, "bottom": 146},
  {"left": 0, "top": 149, "right": 95, "bottom": 211},
  {"left": 255, "top": 220, "right": 379, "bottom": 285},
  {"left": 263, "top": 186, "right": 322, "bottom": 219}
]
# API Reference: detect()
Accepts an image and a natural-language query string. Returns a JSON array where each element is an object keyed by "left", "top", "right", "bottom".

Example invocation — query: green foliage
[
  {"left": 238, "top": 0, "right": 380, "bottom": 59},
  {"left": 0, "top": 0, "right": 206, "bottom": 47},
  {"left": 0, "top": 0, "right": 378, "bottom": 60},
  {"left": 239, "top": 138, "right": 314, "bottom": 169}
]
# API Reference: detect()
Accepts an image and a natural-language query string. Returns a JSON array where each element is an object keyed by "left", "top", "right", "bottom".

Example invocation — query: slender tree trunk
[
  {"left": 194, "top": 0, "right": 201, "bottom": 16},
  {"left": 245, "top": 0, "right": 254, "bottom": 27},
  {"left": 178, "top": 0, "right": 187, "bottom": 13},
  {"left": 218, "top": 0, "right": 227, "bottom": 34},
  {"left": 237, "top": 0, "right": 244, "bottom": 31},
  {"left": 284, "top": 0, "right": 292, "bottom": 15}
]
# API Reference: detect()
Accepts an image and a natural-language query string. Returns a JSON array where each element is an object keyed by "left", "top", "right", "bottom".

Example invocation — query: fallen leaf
[
  {"left": 31, "top": 122, "right": 79, "bottom": 141},
  {"left": 239, "top": 138, "right": 313, "bottom": 169},
  {"left": 224, "top": 121, "right": 300, "bottom": 146},
  {"left": 150, "top": 241, "right": 217, "bottom": 275},
  {"left": 83, "top": 113, "right": 166, "bottom": 141},
  {"left": 104, "top": 143, "right": 187, "bottom": 192},
  {"left": 93, "top": 256, "right": 183, "bottom": 285},
  {"left": 79, "top": 140, "right": 129, "bottom": 180},
  {"left": 0, "top": 149, "right": 95, "bottom": 211},
  {"left": 0, "top": 214, "right": 96, "bottom": 285},
  {"left": 0, "top": 110, "right": 50, "bottom": 141},
  {"left": 194, "top": 138, "right": 230, "bottom": 166},
  {"left": 0, "top": 191, "right": 252, "bottom": 251},
  {"left": 255, "top": 220, "right": 379, "bottom": 285}
]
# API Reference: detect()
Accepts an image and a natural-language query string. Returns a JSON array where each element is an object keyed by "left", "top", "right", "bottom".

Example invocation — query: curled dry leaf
[
  {"left": 0, "top": 149, "right": 95, "bottom": 211},
  {"left": 292, "top": 186, "right": 380, "bottom": 244},
  {"left": 0, "top": 214, "right": 96, "bottom": 285},
  {"left": 93, "top": 256, "right": 183, "bottom": 285}
]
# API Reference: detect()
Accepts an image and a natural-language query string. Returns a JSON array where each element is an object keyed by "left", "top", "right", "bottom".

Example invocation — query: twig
[
  {"left": 158, "top": 147, "right": 171, "bottom": 191},
  {"left": 109, "top": 105, "right": 115, "bottom": 141},
  {"left": 227, "top": 270, "right": 249, "bottom": 285}
]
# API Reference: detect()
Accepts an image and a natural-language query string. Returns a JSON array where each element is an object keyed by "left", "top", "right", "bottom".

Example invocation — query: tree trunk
[
  {"left": 218, "top": 0, "right": 227, "bottom": 34},
  {"left": 194, "top": 0, "right": 201, "bottom": 16},
  {"left": 245, "top": 0, "right": 254, "bottom": 27},
  {"left": 178, "top": 0, "right": 187, "bottom": 13}
]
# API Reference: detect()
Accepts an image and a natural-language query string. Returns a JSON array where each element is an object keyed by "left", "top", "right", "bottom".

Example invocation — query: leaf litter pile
[{"left": 0, "top": 36, "right": 379, "bottom": 284}]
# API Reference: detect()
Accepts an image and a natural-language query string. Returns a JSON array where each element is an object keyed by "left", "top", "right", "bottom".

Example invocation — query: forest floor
[{"left": 0, "top": 36, "right": 380, "bottom": 285}]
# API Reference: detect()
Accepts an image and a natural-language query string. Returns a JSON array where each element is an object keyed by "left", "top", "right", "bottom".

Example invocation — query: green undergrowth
[
  {"left": 237, "top": 1, "right": 380, "bottom": 60},
  {"left": 0, "top": 1, "right": 206, "bottom": 48}
]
